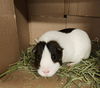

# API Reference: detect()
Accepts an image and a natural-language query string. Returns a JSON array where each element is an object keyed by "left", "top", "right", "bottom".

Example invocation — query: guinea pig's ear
[{"left": 32, "top": 41, "right": 46, "bottom": 53}]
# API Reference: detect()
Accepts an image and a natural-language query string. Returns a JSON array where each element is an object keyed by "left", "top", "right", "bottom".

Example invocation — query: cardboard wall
[
  {"left": 29, "top": 16, "right": 66, "bottom": 44},
  {"left": 0, "top": 0, "right": 20, "bottom": 73},
  {"left": 65, "top": 0, "right": 100, "bottom": 17},
  {"left": 28, "top": 0, "right": 65, "bottom": 18},
  {"left": 14, "top": 0, "right": 29, "bottom": 50},
  {"left": 66, "top": 16, "right": 100, "bottom": 39},
  {"left": 65, "top": 0, "right": 100, "bottom": 39},
  {"left": 28, "top": 0, "right": 67, "bottom": 44}
]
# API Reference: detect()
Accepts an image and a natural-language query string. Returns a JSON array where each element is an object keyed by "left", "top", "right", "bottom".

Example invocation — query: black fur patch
[
  {"left": 47, "top": 41, "right": 63, "bottom": 65},
  {"left": 59, "top": 28, "right": 76, "bottom": 33},
  {"left": 32, "top": 41, "right": 46, "bottom": 69},
  {"left": 32, "top": 41, "right": 63, "bottom": 68}
]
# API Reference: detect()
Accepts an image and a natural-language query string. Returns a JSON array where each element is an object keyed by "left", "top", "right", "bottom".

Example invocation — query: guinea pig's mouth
[
  {"left": 38, "top": 69, "right": 58, "bottom": 77},
  {"left": 38, "top": 69, "right": 56, "bottom": 77},
  {"left": 38, "top": 66, "right": 60, "bottom": 77}
]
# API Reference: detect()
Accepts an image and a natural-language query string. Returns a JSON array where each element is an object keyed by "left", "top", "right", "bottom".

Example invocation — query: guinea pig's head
[{"left": 32, "top": 41, "right": 63, "bottom": 77}]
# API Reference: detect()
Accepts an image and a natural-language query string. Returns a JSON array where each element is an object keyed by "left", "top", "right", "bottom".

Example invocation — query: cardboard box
[{"left": 0, "top": 0, "right": 100, "bottom": 73}]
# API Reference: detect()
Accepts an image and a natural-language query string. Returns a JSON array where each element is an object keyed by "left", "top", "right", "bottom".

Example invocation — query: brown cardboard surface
[
  {"left": 14, "top": 0, "right": 29, "bottom": 50},
  {"left": 0, "top": 0, "right": 15, "bottom": 15},
  {"left": 67, "top": 0, "right": 100, "bottom": 17},
  {"left": 28, "top": 0, "right": 64, "bottom": 18},
  {"left": 66, "top": 16, "right": 100, "bottom": 39},
  {"left": 0, "top": 70, "right": 65, "bottom": 88},
  {"left": 29, "top": 16, "right": 66, "bottom": 44},
  {"left": 0, "top": 0, "right": 20, "bottom": 73},
  {"left": 65, "top": 0, "right": 70, "bottom": 15},
  {"left": 0, "top": 16, "right": 20, "bottom": 73}
]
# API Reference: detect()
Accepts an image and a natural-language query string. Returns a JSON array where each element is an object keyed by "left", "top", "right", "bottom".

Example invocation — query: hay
[
  {"left": 57, "top": 56, "right": 100, "bottom": 88},
  {"left": 0, "top": 39, "right": 100, "bottom": 88},
  {"left": 0, "top": 45, "right": 38, "bottom": 78}
]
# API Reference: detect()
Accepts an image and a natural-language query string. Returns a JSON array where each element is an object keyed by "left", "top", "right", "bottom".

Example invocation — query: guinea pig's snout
[{"left": 42, "top": 69, "right": 50, "bottom": 74}]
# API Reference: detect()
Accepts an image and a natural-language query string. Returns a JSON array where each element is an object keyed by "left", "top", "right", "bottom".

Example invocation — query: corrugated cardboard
[
  {"left": 0, "top": 0, "right": 20, "bottom": 73},
  {"left": 67, "top": 0, "right": 100, "bottom": 17},
  {"left": 28, "top": 0, "right": 64, "bottom": 18},
  {"left": 29, "top": 16, "right": 66, "bottom": 44},
  {"left": 66, "top": 16, "right": 100, "bottom": 39},
  {"left": 14, "top": 0, "right": 29, "bottom": 50}
]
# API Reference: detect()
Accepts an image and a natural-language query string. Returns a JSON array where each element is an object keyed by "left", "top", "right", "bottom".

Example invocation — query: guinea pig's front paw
[{"left": 67, "top": 62, "right": 75, "bottom": 67}]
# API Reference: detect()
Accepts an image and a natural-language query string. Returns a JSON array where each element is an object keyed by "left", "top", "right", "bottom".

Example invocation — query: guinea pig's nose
[{"left": 43, "top": 70, "right": 50, "bottom": 74}]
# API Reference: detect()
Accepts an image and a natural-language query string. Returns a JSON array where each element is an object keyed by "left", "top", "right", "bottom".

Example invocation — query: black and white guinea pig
[{"left": 32, "top": 28, "right": 91, "bottom": 77}]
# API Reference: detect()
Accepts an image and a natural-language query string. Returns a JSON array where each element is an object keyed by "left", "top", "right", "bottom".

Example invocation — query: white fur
[
  {"left": 38, "top": 29, "right": 91, "bottom": 77},
  {"left": 38, "top": 46, "right": 60, "bottom": 77}
]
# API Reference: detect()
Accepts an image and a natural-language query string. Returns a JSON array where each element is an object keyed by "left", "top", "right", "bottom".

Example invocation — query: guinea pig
[{"left": 32, "top": 28, "right": 91, "bottom": 77}]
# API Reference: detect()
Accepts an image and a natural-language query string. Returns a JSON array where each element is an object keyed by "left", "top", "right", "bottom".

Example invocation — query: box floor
[
  {"left": 0, "top": 70, "right": 65, "bottom": 88},
  {"left": 0, "top": 70, "right": 90, "bottom": 88}
]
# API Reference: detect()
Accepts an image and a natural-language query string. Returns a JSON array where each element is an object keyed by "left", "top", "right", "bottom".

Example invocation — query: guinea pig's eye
[
  {"left": 35, "top": 57, "right": 41, "bottom": 63},
  {"left": 52, "top": 55, "right": 55, "bottom": 59},
  {"left": 35, "top": 52, "right": 41, "bottom": 59}
]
